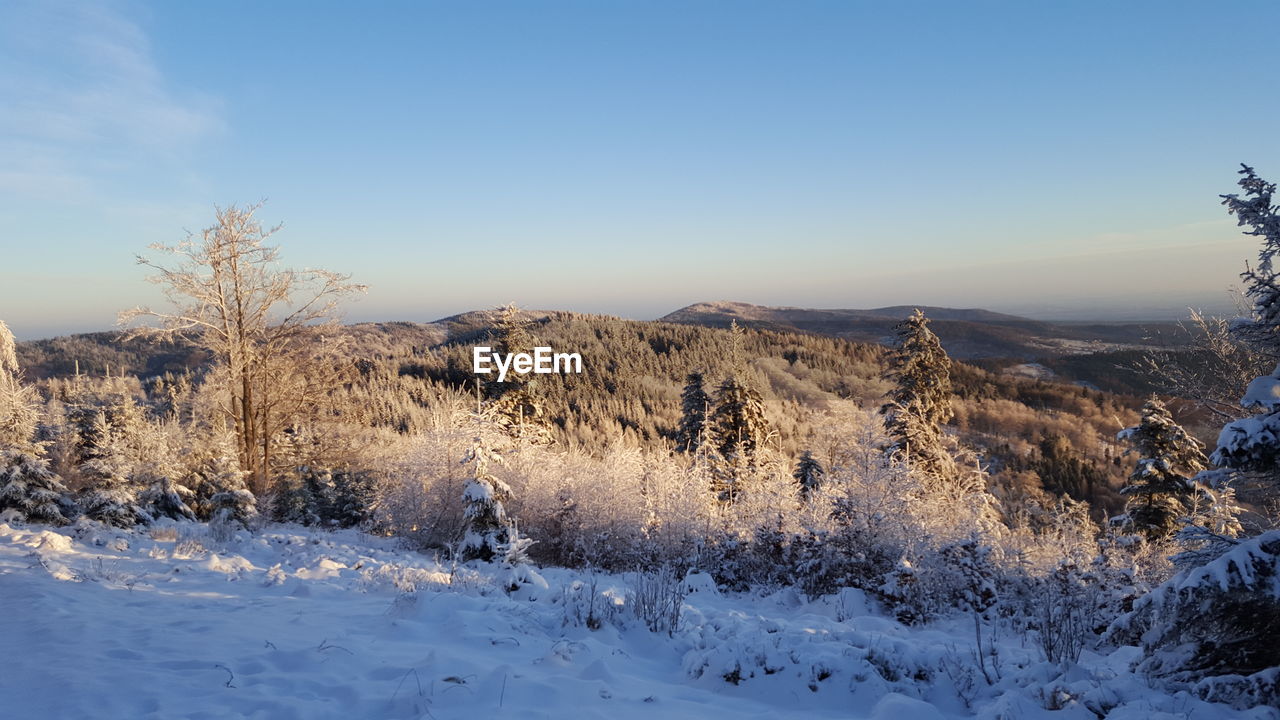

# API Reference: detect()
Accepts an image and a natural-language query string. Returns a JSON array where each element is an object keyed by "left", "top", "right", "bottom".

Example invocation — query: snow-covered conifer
[
  {"left": 710, "top": 376, "right": 767, "bottom": 458},
  {"left": 1214, "top": 165, "right": 1280, "bottom": 489},
  {"left": 880, "top": 309, "right": 955, "bottom": 484},
  {"left": 78, "top": 411, "right": 144, "bottom": 527},
  {"left": 187, "top": 448, "right": 250, "bottom": 521},
  {"left": 273, "top": 465, "right": 334, "bottom": 525},
  {"left": 330, "top": 469, "right": 375, "bottom": 528},
  {"left": 484, "top": 305, "right": 552, "bottom": 444},
  {"left": 1116, "top": 398, "right": 1206, "bottom": 540},
  {"left": 138, "top": 474, "right": 197, "bottom": 522},
  {"left": 677, "top": 371, "right": 711, "bottom": 453},
  {"left": 0, "top": 449, "right": 72, "bottom": 524},
  {"left": 0, "top": 320, "right": 38, "bottom": 453},
  {"left": 210, "top": 486, "right": 258, "bottom": 533},
  {"left": 1222, "top": 164, "right": 1280, "bottom": 352},
  {"left": 460, "top": 437, "right": 515, "bottom": 562},
  {"left": 793, "top": 450, "right": 825, "bottom": 500}
]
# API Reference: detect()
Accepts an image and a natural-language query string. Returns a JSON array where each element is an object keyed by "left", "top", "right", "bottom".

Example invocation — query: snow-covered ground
[{"left": 0, "top": 520, "right": 1272, "bottom": 720}]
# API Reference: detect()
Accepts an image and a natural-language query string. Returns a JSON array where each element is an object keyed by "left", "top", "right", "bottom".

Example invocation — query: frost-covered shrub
[
  {"left": 627, "top": 565, "right": 687, "bottom": 636},
  {"left": 877, "top": 557, "right": 935, "bottom": 625},
  {"left": 1107, "top": 530, "right": 1280, "bottom": 708},
  {"left": 1030, "top": 562, "right": 1091, "bottom": 665},
  {"left": 556, "top": 573, "right": 624, "bottom": 630}
]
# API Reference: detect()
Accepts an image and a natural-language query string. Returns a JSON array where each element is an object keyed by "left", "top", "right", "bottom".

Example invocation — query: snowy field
[{"left": 0, "top": 519, "right": 1272, "bottom": 720}]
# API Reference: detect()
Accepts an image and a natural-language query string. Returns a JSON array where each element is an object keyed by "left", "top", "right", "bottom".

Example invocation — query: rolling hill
[{"left": 659, "top": 301, "right": 1182, "bottom": 360}]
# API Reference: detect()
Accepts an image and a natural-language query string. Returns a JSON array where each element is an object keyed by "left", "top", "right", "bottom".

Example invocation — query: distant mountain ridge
[{"left": 660, "top": 301, "right": 1178, "bottom": 360}]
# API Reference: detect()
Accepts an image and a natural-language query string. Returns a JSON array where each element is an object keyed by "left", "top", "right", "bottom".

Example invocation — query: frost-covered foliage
[
  {"left": 0, "top": 450, "right": 72, "bottom": 524},
  {"left": 1173, "top": 466, "right": 1246, "bottom": 568},
  {"left": 1116, "top": 397, "right": 1207, "bottom": 540},
  {"left": 1214, "top": 362, "right": 1280, "bottom": 487},
  {"left": 1107, "top": 530, "right": 1280, "bottom": 709}
]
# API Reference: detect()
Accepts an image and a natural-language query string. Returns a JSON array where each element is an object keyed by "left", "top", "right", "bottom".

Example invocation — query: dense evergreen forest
[{"left": 16, "top": 310, "right": 1143, "bottom": 516}]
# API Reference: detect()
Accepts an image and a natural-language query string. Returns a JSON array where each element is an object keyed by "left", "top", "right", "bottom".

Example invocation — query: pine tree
[
  {"left": 1214, "top": 165, "right": 1280, "bottom": 487},
  {"left": 187, "top": 447, "right": 251, "bottom": 521},
  {"left": 460, "top": 436, "right": 514, "bottom": 562},
  {"left": 708, "top": 375, "right": 769, "bottom": 503},
  {"left": 1117, "top": 398, "right": 1206, "bottom": 540},
  {"left": 330, "top": 469, "right": 375, "bottom": 528},
  {"left": 484, "top": 305, "right": 552, "bottom": 444},
  {"left": 793, "top": 450, "right": 825, "bottom": 500},
  {"left": 78, "top": 411, "right": 144, "bottom": 527},
  {"left": 881, "top": 309, "right": 955, "bottom": 484},
  {"left": 0, "top": 450, "right": 72, "bottom": 525},
  {"left": 273, "top": 465, "right": 333, "bottom": 525},
  {"left": 677, "top": 371, "right": 711, "bottom": 453},
  {"left": 138, "top": 474, "right": 197, "bottom": 522},
  {"left": 1222, "top": 164, "right": 1280, "bottom": 352},
  {"left": 0, "top": 320, "right": 38, "bottom": 453},
  {"left": 210, "top": 485, "right": 258, "bottom": 530}
]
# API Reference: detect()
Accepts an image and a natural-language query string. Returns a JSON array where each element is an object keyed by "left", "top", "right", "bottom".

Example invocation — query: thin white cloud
[{"left": 0, "top": 0, "right": 222, "bottom": 200}]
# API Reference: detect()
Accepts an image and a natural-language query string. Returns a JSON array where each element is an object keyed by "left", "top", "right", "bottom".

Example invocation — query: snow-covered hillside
[{"left": 0, "top": 519, "right": 1271, "bottom": 720}]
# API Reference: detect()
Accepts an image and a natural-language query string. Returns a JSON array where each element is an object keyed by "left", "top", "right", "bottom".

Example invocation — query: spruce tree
[
  {"left": 0, "top": 450, "right": 72, "bottom": 525},
  {"left": 710, "top": 377, "right": 769, "bottom": 461},
  {"left": 330, "top": 469, "right": 375, "bottom": 528},
  {"left": 460, "top": 436, "right": 514, "bottom": 562},
  {"left": 0, "top": 320, "right": 38, "bottom": 453},
  {"left": 187, "top": 448, "right": 251, "bottom": 521},
  {"left": 484, "top": 305, "right": 551, "bottom": 444},
  {"left": 677, "top": 371, "right": 711, "bottom": 452},
  {"left": 210, "top": 485, "right": 258, "bottom": 530},
  {"left": 708, "top": 375, "right": 769, "bottom": 503},
  {"left": 138, "top": 474, "right": 197, "bottom": 522},
  {"left": 793, "top": 450, "right": 825, "bottom": 500},
  {"left": 273, "top": 465, "right": 334, "bottom": 525},
  {"left": 881, "top": 309, "right": 955, "bottom": 484},
  {"left": 78, "top": 411, "right": 144, "bottom": 527},
  {"left": 1214, "top": 165, "right": 1280, "bottom": 486},
  {"left": 1117, "top": 397, "right": 1206, "bottom": 540}
]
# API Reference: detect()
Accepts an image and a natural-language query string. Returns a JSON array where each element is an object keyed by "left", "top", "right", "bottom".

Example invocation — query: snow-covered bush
[
  {"left": 137, "top": 474, "right": 197, "bottom": 522},
  {"left": 555, "top": 573, "right": 623, "bottom": 630},
  {"left": 0, "top": 450, "right": 73, "bottom": 525},
  {"left": 459, "top": 437, "right": 514, "bottom": 563},
  {"left": 1107, "top": 530, "right": 1280, "bottom": 709},
  {"left": 627, "top": 565, "right": 687, "bottom": 636}
]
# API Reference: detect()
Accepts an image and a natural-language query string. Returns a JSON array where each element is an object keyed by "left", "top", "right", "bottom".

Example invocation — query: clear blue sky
[{"left": 2, "top": 0, "right": 1278, "bottom": 339}]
